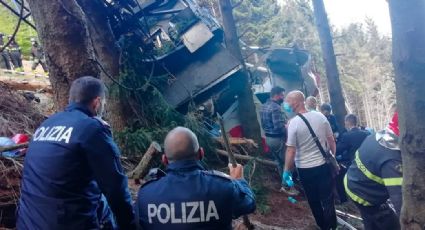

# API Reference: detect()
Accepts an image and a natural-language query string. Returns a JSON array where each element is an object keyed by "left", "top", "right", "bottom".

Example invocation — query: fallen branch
[
  {"left": 0, "top": 143, "right": 29, "bottom": 153},
  {"left": 216, "top": 149, "right": 277, "bottom": 167},
  {"left": 127, "top": 142, "right": 162, "bottom": 180},
  {"left": 336, "top": 209, "right": 363, "bottom": 221},
  {"left": 337, "top": 216, "right": 357, "bottom": 230},
  {"left": 216, "top": 137, "right": 258, "bottom": 148},
  {"left": 217, "top": 114, "right": 253, "bottom": 230}
]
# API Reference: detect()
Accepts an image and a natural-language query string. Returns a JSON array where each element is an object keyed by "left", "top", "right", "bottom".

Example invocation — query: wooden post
[{"left": 127, "top": 142, "right": 162, "bottom": 180}]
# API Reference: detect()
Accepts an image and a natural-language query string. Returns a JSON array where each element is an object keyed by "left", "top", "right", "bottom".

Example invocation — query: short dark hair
[
  {"left": 270, "top": 86, "right": 285, "bottom": 97},
  {"left": 345, "top": 114, "right": 358, "bottom": 126},
  {"left": 69, "top": 76, "right": 106, "bottom": 105},
  {"left": 320, "top": 103, "right": 332, "bottom": 112}
]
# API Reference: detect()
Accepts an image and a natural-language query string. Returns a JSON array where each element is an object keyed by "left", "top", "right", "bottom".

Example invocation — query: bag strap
[{"left": 297, "top": 113, "right": 328, "bottom": 158}]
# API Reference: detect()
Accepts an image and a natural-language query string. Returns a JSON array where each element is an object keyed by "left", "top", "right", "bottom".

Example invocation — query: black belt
[{"left": 265, "top": 133, "right": 284, "bottom": 138}]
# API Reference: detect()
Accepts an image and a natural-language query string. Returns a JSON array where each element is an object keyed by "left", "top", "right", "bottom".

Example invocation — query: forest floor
[{"left": 0, "top": 61, "right": 50, "bottom": 91}]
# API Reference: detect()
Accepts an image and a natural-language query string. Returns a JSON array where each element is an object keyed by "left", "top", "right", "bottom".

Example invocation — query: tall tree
[
  {"left": 312, "top": 0, "right": 347, "bottom": 129},
  {"left": 232, "top": 0, "right": 280, "bottom": 47},
  {"left": 333, "top": 21, "right": 395, "bottom": 129},
  {"left": 388, "top": 0, "right": 425, "bottom": 228},
  {"left": 26, "top": 0, "right": 127, "bottom": 130},
  {"left": 218, "top": 0, "right": 263, "bottom": 147},
  {"left": 26, "top": 0, "right": 98, "bottom": 109}
]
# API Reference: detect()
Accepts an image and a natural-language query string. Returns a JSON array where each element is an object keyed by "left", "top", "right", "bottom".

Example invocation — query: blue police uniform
[
  {"left": 135, "top": 160, "right": 256, "bottom": 230},
  {"left": 17, "top": 103, "right": 136, "bottom": 230}
]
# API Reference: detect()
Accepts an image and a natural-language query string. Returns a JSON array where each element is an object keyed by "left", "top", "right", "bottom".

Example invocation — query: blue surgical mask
[{"left": 283, "top": 102, "right": 293, "bottom": 113}]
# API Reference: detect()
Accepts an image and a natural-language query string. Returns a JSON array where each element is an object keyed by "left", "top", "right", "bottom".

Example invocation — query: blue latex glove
[{"left": 282, "top": 171, "right": 294, "bottom": 187}]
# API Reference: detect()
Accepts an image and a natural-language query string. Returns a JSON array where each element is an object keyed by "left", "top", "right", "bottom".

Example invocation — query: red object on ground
[
  {"left": 11, "top": 134, "right": 29, "bottom": 144},
  {"left": 229, "top": 125, "right": 243, "bottom": 138},
  {"left": 388, "top": 112, "right": 399, "bottom": 136}
]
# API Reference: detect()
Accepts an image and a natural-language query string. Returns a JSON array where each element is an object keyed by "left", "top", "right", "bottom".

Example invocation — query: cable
[
  {"left": 0, "top": 0, "right": 24, "bottom": 53},
  {"left": 94, "top": 58, "right": 155, "bottom": 92}
]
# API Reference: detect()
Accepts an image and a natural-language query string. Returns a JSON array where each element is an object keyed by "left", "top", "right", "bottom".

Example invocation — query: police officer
[
  {"left": 345, "top": 112, "right": 402, "bottom": 230},
  {"left": 0, "top": 33, "right": 11, "bottom": 70},
  {"left": 7, "top": 35, "right": 23, "bottom": 71},
  {"left": 17, "top": 76, "right": 136, "bottom": 230},
  {"left": 136, "top": 127, "right": 256, "bottom": 229},
  {"left": 30, "top": 38, "right": 48, "bottom": 73}
]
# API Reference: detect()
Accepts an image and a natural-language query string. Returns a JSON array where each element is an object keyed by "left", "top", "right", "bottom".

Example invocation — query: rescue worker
[
  {"left": 0, "top": 33, "right": 11, "bottom": 70},
  {"left": 344, "top": 112, "right": 402, "bottom": 230},
  {"left": 259, "top": 86, "right": 298, "bottom": 195},
  {"left": 136, "top": 127, "right": 256, "bottom": 229},
  {"left": 30, "top": 38, "right": 48, "bottom": 73},
  {"left": 335, "top": 114, "right": 370, "bottom": 203},
  {"left": 8, "top": 36, "right": 23, "bottom": 71},
  {"left": 17, "top": 76, "right": 136, "bottom": 230},
  {"left": 283, "top": 91, "right": 337, "bottom": 230}
]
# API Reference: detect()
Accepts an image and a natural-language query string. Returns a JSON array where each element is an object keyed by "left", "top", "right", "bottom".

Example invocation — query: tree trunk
[
  {"left": 26, "top": 0, "right": 99, "bottom": 111},
  {"left": 76, "top": 0, "right": 127, "bottom": 131},
  {"left": 312, "top": 0, "right": 347, "bottom": 130},
  {"left": 218, "top": 0, "right": 263, "bottom": 150},
  {"left": 27, "top": 0, "right": 127, "bottom": 131},
  {"left": 388, "top": 1, "right": 425, "bottom": 228}
]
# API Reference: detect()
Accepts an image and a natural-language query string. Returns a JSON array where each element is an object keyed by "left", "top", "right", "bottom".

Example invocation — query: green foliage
[
  {"left": 114, "top": 35, "right": 216, "bottom": 157},
  {"left": 243, "top": 160, "right": 270, "bottom": 214},
  {"left": 232, "top": 0, "right": 280, "bottom": 46},
  {"left": 0, "top": 0, "right": 37, "bottom": 57}
]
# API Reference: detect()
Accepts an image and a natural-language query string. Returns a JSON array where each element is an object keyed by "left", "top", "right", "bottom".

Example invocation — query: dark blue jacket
[
  {"left": 136, "top": 160, "right": 256, "bottom": 230},
  {"left": 336, "top": 127, "right": 370, "bottom": 163},
  {"left": 326, "top": 114, "right": 339, "bottom": 134},
  {"left": 17, "top": 103, "right": 136, "bottom": 230}
]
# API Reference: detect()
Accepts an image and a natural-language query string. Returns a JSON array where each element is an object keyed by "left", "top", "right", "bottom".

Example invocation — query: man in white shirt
[{"left": 282, "top": 91, "right": 337, "bottom": 230}]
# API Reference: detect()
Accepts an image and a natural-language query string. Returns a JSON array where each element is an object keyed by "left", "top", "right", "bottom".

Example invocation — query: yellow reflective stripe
[
  {"left": 344, "top": 175, "right": 371, "bottom": 206},
  {"left": 354, "top": 151, "right": 384, "bottom": 185},
  {"left": 383, "top": 177, "right": 403, "bottom": 186}
]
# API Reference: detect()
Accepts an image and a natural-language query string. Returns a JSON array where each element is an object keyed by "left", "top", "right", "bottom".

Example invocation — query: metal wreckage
[
  {"left": 1, "top": 0, "right": 319, "bottom": 138},
  {"left": 100, "top": 0, "right": 319, "bottom": 137}
]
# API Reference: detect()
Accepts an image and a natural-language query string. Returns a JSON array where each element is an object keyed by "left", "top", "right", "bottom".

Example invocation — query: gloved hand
[
  {"left": 282, "top": 171, "right": 294, "bottom": 187},
  {"left": 336, "top": 155, "right": 342, "bottom": 161}
]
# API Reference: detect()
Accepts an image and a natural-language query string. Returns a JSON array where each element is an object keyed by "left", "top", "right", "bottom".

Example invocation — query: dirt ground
[
  {"left": 249, "top": 171, "right": 317, "bottom": 230},
  {"left": 0, "top": 61, "right": 54, "bottom": 116}
]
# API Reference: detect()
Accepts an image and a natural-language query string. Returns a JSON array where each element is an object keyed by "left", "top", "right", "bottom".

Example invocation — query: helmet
[{"left": 387, "top": 112, "right": 399, "bottom": 136}]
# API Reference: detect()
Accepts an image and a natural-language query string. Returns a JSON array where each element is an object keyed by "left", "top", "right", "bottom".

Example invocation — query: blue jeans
[{"left": 266, "top": 136, "right": 285, "bottom": 183}]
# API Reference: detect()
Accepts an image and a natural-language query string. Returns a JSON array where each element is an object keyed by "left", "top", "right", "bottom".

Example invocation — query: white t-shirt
[{"left": 286, "top": 111, "right": 334, "bottom": 168}]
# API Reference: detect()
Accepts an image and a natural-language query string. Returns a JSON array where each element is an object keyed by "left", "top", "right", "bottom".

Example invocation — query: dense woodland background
[{"left": 200, "top": 0, "right": 396, "bottom": 130}]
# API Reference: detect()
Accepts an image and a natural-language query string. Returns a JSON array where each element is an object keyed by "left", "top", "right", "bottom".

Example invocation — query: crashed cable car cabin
[{"left": 105, "top": 0, "right": 319, "bottom": 137}]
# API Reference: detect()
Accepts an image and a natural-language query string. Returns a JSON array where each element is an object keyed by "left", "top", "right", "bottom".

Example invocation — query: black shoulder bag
[{"left": 297, "top": 113, "right": 340, "bottom": 177}]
